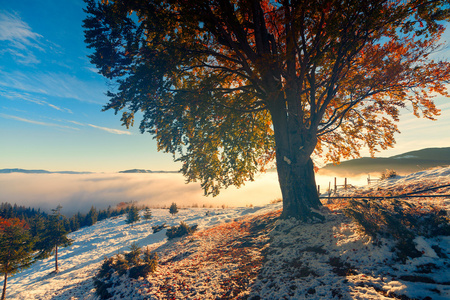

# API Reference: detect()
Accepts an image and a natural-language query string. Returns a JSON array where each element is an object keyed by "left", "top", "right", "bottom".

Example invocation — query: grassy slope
[{"left": 321, "top": 147, "right": 450, "bottom": 175}]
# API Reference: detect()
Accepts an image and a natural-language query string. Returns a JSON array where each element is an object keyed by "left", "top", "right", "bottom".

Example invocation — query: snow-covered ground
[{"left": 3, "top": 166, "right": 450, "bottom": 300}]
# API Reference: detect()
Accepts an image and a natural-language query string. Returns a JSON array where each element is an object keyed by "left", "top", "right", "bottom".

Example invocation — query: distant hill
[
  {"left": 320, "top": 147, "right": 450, "bottom": 175},
  {"left": 0, "top": 168, "right": 179, "bottom": 174},
  {"left": 0, "top": 168, "right": 92, "bottom": 174},
  {"left": 118, "top": 169, "right": 179, "bottom": 173}
]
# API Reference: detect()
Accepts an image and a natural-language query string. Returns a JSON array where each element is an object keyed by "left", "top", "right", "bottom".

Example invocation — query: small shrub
[
  {"left": 114, "top": 254, "right": 129, "bottom": 276},
  {"left": 93, "top": 244, "right": 158, "bottom": 299},
  {"left": 143, "top": 207, "right": 152, "bottom": 221},
  {"left": 166, "top": 221, "right": 198, "bottom": 239},
  {"left": 143, "top": 246, "right": 158, "bottom": 271},
  {"left": 96, "top": 256, "right": 115, "bottom": 279},
  {"left": 94, "top": 257, "right": 116, "bottom": 299},
  {"left": 270, "top": 198, "right": 283, "bottom": 204},
  {"left": 124, "top": 242, "right": 142, "bottom": 265},
  {"left": 380, "top": 169, "right": 397, "bottom": 180},
  {"left": 152, "top": 223, "right": 166, "bottom": 233},
  {"left": 93, "top": 276, "right": 113, "bottom": 299},
  {"left": 343, "top": 199, "right": 450, "bottom": 262},
  {"left": 129, "top": 248, "right": 158, "bottom": 279},
  {"left": 169, "top": 202, "right": 179, "bottom": 215}
]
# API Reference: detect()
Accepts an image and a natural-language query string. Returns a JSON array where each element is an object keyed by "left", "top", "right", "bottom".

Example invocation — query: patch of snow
[{"left": 2, "top": 166, "right": 449, "bottom": 300}]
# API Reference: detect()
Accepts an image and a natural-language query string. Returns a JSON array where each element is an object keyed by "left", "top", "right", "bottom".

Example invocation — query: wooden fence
[
  {"left": 317, "top": 177, "right": 350, "bottom": 195},
  {"left": 319, "top": 183, "right": 450, "bottom": 199}
]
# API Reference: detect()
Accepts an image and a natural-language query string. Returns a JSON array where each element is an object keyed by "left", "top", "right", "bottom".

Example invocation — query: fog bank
[{"left": 0, "top": 171, "right": 368, "bottom": 215}]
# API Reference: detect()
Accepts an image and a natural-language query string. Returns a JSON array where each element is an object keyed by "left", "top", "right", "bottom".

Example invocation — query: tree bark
[
  {"left": 2, "top": 273, "right": 7, "bottom": 300},
  {"left": 270, "top": 101, "right": 322, "bottom": 220},
  {"left": 276, "top": 156, "right": 322, "bottom": 219}
]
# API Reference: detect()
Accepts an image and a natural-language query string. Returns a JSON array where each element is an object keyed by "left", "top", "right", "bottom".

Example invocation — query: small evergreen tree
[
  {"left": 85, "top": 206, "right": 98, "bottom": 226},
  {"left": 124, "top": 242, "right": 141, "bottom": 265},
  {"left": 125, "top": 204, "right": 140, "bottom": 227},
  {"left": 0, "top": 217, "right": 35, "bottom": 300},
  {"left": 36, "top": 205, "right": 73, "bottom": 272},
  {"left": 28, "top": 214, "right": 46, "bottom": 240},
  {"left": 69, "top": 215, "right": 80, "bottom": 232},
  {"left": 143, "top": 207, "right": 152, "bottom": 222},
  {"left": 169, "top": 203, "right": 178, "bottom": 216}
]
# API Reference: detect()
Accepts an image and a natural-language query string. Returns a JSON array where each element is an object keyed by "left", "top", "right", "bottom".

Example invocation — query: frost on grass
[
  {"left": 3, "top": 166, "right": 450, "bottom": 300},
  {"left": 250, "top": 206, "right": 449, "bottom": 300}
]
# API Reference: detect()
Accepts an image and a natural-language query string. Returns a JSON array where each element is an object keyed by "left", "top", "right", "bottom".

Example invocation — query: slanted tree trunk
[
  {"left": 2, "top": 273, "right": 8, "bottom": 300},
  {"left": 55, "top": 245, "right": 58, "bottom": 272},
  {"left": 270, "top": 100, "right": 322, "bottom": 220}
]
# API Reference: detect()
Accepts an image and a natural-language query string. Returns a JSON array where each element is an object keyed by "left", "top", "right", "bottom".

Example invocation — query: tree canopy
[{"left": 84, "top": 0, "right": 450, "bottom": 219}]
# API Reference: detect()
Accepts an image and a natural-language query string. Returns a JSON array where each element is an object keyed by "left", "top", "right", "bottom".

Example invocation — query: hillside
[
  {"left": 321, "top": 147, "right": 450, "bottom": 175},
  {"left": 3, "top": 166, "right": 450, "bottom": 300}
]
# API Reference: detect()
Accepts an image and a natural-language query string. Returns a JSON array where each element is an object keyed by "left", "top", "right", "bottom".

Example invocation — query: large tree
[{"left": 83, "top": 0, "right": 450, "bottom": 220}]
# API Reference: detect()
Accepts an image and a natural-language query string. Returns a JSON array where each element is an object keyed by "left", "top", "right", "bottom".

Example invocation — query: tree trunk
[
  {"left": 270, "top": 102, "right": 322, "bottom": 220},
  {"left": 2, "top": 273, "right": 7, "bottom": 300},
  {"left": 276, "top": 156, "right": 322, "bottom": 219},
  {"left": 55, "top": 245, "right": 58, "bottom": 272}
]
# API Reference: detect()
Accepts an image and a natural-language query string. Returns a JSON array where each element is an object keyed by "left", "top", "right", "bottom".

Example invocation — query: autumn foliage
[{"left": 0, "top": 218, "right": 35, "bottom": 300}]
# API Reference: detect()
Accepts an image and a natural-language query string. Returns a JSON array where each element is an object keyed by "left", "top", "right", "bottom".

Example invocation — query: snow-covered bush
[
  {"left": 93, "top": 243, "right": 158, "bottom": 299},
  {"left": 152, "top": 223, "right": 166, "bottom": 233},
  {"left": 344, "top": 199, "right": 450, "bottom": 262},
  {"left": 166, "top": 221, "right": 198, "bottom": 240}
]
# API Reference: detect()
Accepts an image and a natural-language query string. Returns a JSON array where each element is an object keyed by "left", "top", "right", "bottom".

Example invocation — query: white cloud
[
  {"left": 0, "top": 89, "right": 73, "bottom": 113},
  {"left": 85, "top": 67, "right": 100, "bottom": 74},
  {"left": 2, "top": 48, "right": 40, "bottom": 64},
  {"left": 0, "top": 113, "right": 78, "bottom": 130},
  {"left": 0, "top": 11, "right": 43, "bottom": 64},
  {"left": 0, "top": 111, "right": 132, "bottom": 135},
  {"left": 67, "top": 120, "right": 85, "bottom": 126},
  {"left": 0, "top": 70, "right": 108, "bottom": 104},
  {"left": 47, "top": 103, "right": 73, "bottom": 114},
  {"left": 0, "top": 11, "right": 42, "bottom": 47},
  {"left": 88, "top": 124, "right": 132, "bottom": 135}
]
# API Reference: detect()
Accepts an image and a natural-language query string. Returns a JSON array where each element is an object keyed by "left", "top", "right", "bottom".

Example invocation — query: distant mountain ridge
[
  {"left": 321, "top": 147, "right": 450, "bottom": 175},
  {"left": 3, "top": 147, "right": 448, "bottom": 176},
  {"left": 0, "top": 168, "right": 92, "bottom": 174},
  {"left": 118, "top": 169, "right": 179, "bottom": 173},
  {"left": 0, "top": 168, "right": 178, "bottom": 174}
]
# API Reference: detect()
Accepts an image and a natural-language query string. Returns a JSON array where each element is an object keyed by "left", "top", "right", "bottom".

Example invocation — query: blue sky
[
  {"left": 0, "top": 0, "right": 178, "bottom": 172},
  {"left": 1, "top": 0, "right": 449, "bottom": 173}
]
